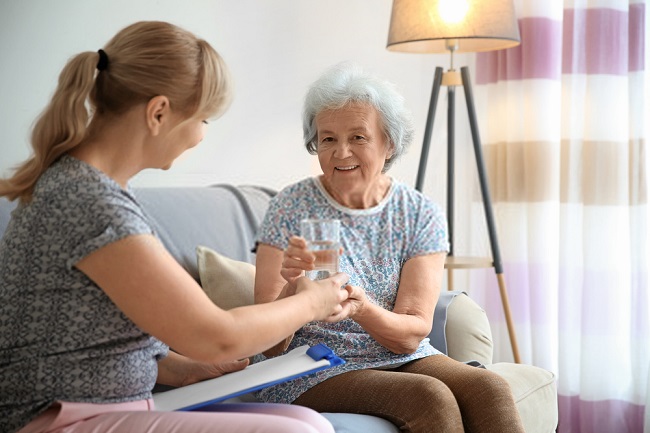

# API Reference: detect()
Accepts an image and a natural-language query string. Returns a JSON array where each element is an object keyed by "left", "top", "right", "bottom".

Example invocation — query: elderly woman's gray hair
[{"left": 303, "top": 62, "right": 415, "bottom": 172}]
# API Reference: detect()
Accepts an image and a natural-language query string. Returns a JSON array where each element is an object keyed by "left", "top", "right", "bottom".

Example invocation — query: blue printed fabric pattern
[
  {"left": 255, "top": 177, "right": 449, "bottom": 404},
  {"left": 0, "top": 155, "right": 168, "bottom": 433}
]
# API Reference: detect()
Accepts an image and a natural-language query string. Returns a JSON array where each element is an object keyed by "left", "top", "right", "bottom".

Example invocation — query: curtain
[{"left": 468, "top": 1, "right": 650, "bottom": 432}]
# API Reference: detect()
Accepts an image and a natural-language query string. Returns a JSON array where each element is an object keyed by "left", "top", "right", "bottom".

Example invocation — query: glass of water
[{"left": 300, "top": 218, "right": 341, "bottom": 280}]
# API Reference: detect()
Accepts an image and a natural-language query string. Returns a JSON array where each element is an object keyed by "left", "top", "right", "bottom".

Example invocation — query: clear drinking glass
[{"left": 300, "top": 218, "right": 341, "bottom": 280}]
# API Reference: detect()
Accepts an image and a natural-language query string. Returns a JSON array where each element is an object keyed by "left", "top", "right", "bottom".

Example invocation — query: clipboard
[{"left": 153, "top": 344, "right": 344, "bottom": 411}]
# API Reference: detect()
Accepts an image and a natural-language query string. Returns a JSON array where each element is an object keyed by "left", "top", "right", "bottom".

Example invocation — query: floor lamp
[{"left": 386, "top": 0, "right": 522, "bottom": 363}]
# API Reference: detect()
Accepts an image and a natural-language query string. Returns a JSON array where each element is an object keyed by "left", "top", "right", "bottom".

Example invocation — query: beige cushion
[
  {"left": 196, "top": 245, "right": 255, "bottom": 310},
  {"left": 445, "top": 293, "right": 494, "bottom": 365},
  {"left": 486, "top": 363, "right": 558, "bottom": 433}
]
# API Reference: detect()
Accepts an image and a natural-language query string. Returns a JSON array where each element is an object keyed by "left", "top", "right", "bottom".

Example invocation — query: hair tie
[{"left": 96, "top": 49, "right": 109, "bottom": 71}]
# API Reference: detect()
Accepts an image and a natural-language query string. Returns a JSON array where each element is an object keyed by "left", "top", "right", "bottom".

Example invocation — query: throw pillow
[{"left": 196, "top": 245, "right": 255, "bottom": 310}]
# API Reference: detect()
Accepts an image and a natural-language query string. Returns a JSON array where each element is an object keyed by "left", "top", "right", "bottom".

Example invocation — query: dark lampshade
[{"left": 386, "top": 0, "right": 520, "bottom": 54}]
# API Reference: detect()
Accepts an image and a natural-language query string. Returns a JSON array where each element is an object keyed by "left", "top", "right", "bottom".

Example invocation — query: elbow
[
  {"left": 389, "top": 326, "right": 431, "bottom": 354},
  {"left": 403, "top": 339, "right": 423, "bottom": 354},
  {"left": 388, "top": 336, "right": 425, "bottom": 355}
]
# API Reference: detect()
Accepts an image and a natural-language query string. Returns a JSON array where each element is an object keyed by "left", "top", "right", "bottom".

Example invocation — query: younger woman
[{"left": 0, "top": 21, "right": 350, "bottom": 433}]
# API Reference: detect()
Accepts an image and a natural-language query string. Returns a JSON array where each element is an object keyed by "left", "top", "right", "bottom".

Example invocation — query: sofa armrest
[{"left": 429, "top": 291, "right": 493, "bottom": 366}]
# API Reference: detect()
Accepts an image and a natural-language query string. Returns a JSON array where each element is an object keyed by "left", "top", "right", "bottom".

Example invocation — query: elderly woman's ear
[{"left": 385, "top": 143, "right": 396, "bottom": 164}]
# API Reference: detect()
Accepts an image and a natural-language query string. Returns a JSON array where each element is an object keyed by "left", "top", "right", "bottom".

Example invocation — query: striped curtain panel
[{"left": 469, "top": 1, "right": 649, "bottom": 432}]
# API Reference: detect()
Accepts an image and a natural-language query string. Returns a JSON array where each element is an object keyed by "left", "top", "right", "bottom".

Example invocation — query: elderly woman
[{"left": 254, "top": 62, "right": 525, "bottom": 433}]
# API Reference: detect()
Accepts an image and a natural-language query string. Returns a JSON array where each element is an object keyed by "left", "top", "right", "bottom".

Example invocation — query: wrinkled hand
[
  {"left": 322, "top": 284, "right": 367, "bottom": 323},
  {"left": 181, "top": 358, "right": 250, "bottom": 387},
  {"left": 281, "top": 236, "right": 315, "bottom": 285}
]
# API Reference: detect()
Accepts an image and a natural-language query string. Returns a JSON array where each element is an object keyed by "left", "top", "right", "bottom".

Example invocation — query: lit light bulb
[{"left": 438, "top": 0, "right": 470, "bottom": 24}]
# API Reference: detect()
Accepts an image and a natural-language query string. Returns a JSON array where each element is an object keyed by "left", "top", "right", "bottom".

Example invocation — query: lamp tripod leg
[
  {"left": 415, "top": 67, "right": 444, "bottom": 193},
  {"left": 447, "top": 268, "right": 454, "bottom": 291},
  {"left": 497, "top": 273, "right": 521, "bottom": 363},
  {"left": 460, "top": 66, "right": 521, "bottom": 364},
  {"left": 416, "top": 67, "right": 456, "bottom": 292}
]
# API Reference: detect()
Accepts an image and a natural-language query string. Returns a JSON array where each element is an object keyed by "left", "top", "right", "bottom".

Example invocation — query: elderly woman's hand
[
  {"left": 322, "top": 284, "right": 367, "bottom": 323},
  {"left": 280, "top": 235, "right": 316, "bottom": 284},
  {"left": 264, "top": 236, "right": 318, "bottom": 307}
]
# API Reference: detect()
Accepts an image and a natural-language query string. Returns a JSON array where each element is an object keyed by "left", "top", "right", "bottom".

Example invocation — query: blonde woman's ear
[{"left": 146, "top": 95, "right": 171, "bottom": 136}]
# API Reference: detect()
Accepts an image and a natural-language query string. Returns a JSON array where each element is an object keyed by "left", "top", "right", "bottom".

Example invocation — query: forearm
[
  {"left": 254, "top": 245, "right": 300, "bottom": 356},
  {"left": 74, "top": 235, "right": 345, "bottom": 364},
  {"left": 353, "top": 301, "right": 432, "bottom": 354},
  {"left": 233, "top": 295, "right": 304, "bottom": 357},
  {"left": 352, "top": 253, "right": 444, "bottom": 354},
  {"left": 257, "top": 285, "right": 297, "bottom": 357},
  {"left": 254, "top": 244, "right": 288, "bottom": 304},
  {"left": 192, "top": 291, "right": 317, "bottom": 362}
]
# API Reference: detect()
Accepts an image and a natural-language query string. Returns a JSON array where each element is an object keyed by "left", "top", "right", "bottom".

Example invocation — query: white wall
[{"left": 0, "top": 0, "right": 477, "bottom": 198}]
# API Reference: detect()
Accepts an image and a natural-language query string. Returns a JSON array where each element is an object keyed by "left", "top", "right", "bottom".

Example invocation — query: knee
[
  {"left": 403, "top": 379, "right": 463, "bottom": 431},
  {"left": 482, "top": 370, "right": 512, "bottom": 392},
  {"left": 410, "top": 377, "right": 464, "bottom": 417},
  {"left": 465, "top": 369, "right": 516, "bottom": 402}
]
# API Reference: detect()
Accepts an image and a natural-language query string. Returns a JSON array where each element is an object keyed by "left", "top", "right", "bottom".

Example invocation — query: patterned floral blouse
[
  {"left": 255, "top": 176, "right": 449, "bottom": 404},
  {"left": 0, "top": 156, "right": 168, "bottom": 433}
]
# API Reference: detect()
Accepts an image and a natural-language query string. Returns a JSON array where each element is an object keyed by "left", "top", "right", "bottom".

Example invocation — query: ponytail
[{"left": 0, "top": 52, "right": 98, "bottom": 203}]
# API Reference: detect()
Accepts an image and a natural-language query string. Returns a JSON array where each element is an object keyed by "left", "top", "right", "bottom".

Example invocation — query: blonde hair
[{"left": 0, "top": 21, "right": 232, "bottom": 203}]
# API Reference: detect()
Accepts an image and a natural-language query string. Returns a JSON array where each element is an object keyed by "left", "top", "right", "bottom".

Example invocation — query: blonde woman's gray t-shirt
[{"left": 0, "top": 155, "right": 168, "bottom": 433}]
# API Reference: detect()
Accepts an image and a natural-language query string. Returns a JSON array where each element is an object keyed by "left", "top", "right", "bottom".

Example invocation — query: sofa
[{"left": 0, "top": 184, "right": 558, "bottom": 432}]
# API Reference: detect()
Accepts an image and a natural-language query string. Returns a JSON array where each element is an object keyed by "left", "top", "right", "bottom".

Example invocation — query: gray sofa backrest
[{"left": 134, "top": 185, "right": 275, "bottom": 281}]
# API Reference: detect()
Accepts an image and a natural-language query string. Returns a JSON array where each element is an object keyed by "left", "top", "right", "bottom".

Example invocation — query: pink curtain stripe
[
  {"left": 557, "top": 395, "right": 645, "bottom": 433},
  {"left": 476, "top": 17, "right": 562, "bottom": 84},
  {"left": 628, "top": 3, "right": 646, "bottom": 71},
  {"left": 563, "top": 7, "right": 643, "bottom": 75},
  {"left": 477, "top": 4, "right": 646, "bottom": 84}
]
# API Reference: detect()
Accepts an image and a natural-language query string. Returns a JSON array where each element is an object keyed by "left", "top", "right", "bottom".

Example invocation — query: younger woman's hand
[{"left": 294, "top": 272, "right": 350, "bottom": 322}]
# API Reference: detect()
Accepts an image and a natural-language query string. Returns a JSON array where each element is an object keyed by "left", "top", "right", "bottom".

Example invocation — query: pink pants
[{"left": 18, "top": 399, "right": 334, "bottom": 433}]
